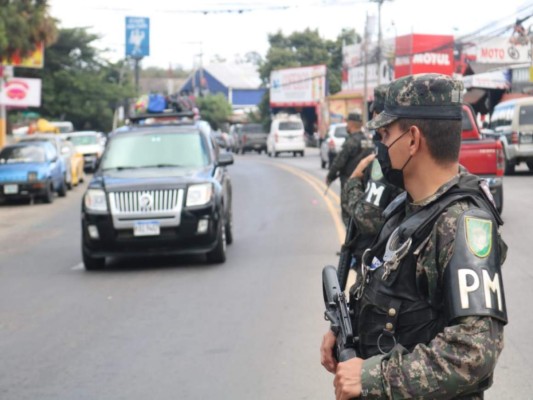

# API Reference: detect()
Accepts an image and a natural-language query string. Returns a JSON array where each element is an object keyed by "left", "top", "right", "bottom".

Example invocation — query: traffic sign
[{"left": 125, "top": 17, "right": 150, "bottom": 58}]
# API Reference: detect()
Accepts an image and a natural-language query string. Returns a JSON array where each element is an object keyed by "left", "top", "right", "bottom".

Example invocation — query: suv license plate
[
  {"left": 133, "top": 220, "right": 160, "bottom": 237},
  {"left": 4, "top": 184, "right": 18, "bottom": 194}
]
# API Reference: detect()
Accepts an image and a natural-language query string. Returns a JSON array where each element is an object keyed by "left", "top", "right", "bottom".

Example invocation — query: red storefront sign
[{"left": 394, "top": 34, "right": 455, "bottom": 78}]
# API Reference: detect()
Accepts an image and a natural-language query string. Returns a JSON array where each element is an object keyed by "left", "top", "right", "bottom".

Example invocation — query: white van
[
  {"left": 267, "top": 115, "right": 305, "bottom": 157},
  {"left": 489, "top": 97, "right": 533, "bottom": 174}
]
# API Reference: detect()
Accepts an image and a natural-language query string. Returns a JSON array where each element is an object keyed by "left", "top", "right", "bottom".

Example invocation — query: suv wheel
[
  {"left": 206, "top": 223, "right": 227, "bottom": 263},
  {"left": 527, "top": 161, "right": 533, "bottom": 172},
  {"left": 225, "top": 213, "right": 233, "bottom": 245},
  {"left": 83, "top": 248, "right": 106, "bottom": 270},
  {"left": 505, "top": 159, "right": 515, "bottom": 175}
]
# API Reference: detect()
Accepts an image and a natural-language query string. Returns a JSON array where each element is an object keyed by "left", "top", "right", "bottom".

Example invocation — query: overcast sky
[{"left": 49, "top": 0, "right": 533, "bottom": 70}]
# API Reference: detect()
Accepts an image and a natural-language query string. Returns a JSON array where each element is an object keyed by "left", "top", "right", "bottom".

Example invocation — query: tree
[
  {"left": 0, "top": 0, "right": 57, "bottom": 60},
  {"left": 19, "top": 27, "right": 135, "bottom": 132},
  {"left": 196, "top": 94, "right": 232, "bottom": 131}
]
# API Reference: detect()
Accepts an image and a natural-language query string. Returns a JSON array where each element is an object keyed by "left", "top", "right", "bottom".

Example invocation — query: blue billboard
[{"left": 125, "top": 17, "right": 150, "bottom": 57}]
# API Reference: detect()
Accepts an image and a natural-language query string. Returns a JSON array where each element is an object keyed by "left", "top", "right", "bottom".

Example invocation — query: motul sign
[
  {"left": 395, "top": 34, "right": 455, "bottom": 78},
  {"left": 412, "top": 52, "right": 451, "bottom": 66}
]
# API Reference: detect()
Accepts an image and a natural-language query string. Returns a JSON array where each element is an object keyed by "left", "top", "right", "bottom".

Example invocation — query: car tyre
[
  {"left": 206, "top": 223, "right": 227, "bottom": 264},
  {"left": 274, "top": 152, "right": 279, "bottom": 158},
  {"left": 42, "top": 182, "right": 54, "bottom": 204},
  {"left": 293, "top": 151, "right": 297, "bottom": 157},
  {"left": 527, "top": 161, "right": 533, "bottom": 172},
  {"left": 504, "top": 159, "right": 515, "bottom": 175},
  {"left": 58, "top": 175, "right": 68, "bottom": 197},
  {"left": 83, "top": 248, "right": 106, "bottom": 270},
  {"left": 300, "top": 151, "right": 305, "bottom": 157}
]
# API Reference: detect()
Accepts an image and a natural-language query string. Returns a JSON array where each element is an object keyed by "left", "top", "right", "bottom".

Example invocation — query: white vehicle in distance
[
  {"left": 320, "top": 123, "right": 347, "bottom": 169},
  {"left": 65, "top": 131, "right": 105, "bottom": 172},
  {"left": 267, "top": 114, "right": 305, "bottom": 157}
]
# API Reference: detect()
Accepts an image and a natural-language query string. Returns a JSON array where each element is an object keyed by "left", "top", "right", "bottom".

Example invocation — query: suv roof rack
[{"left": 129, "top": 111, "right": 196, "bottom": 125}]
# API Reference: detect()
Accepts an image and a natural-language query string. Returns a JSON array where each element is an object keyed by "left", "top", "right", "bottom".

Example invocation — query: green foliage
[
  {"left": 18, "top": 28, "right": 135, "bottom": 132},
  {"left": 0, "top": 0, "right": 57, "bottom": 59},
  {"left": 196, "top": 94, "right": 232, "bottom": 131},
  {"left": 257, "top": 27, "right": 360, "bottom": 126}
]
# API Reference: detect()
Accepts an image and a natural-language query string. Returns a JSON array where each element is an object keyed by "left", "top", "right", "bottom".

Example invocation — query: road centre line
[{"left": 265, "top": 162, "right": 346, "bottom": 245}]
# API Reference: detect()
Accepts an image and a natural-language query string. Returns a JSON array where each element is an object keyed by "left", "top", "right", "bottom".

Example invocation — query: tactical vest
[
  {"left": 355, "top": 174, "right": 505, "bottom": 359},
  {"left": 347, "top": 159, "right": 402, "bottom": 257}
]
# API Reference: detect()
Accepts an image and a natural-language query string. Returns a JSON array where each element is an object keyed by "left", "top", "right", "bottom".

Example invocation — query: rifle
[
  {"left": 337, "top": 218, "right": 356, "bottom": 291},
  {"left": 322, "top": 265, "right": 358, "bottom": 362}
]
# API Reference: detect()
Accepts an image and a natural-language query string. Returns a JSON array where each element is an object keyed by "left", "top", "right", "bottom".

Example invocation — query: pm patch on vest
[{"left": 444, "top": 209, "right": 508, "bottom": 324}]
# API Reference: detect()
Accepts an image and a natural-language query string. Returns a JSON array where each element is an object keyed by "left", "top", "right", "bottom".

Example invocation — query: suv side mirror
[{"left": 217, "top": 152, "right": 234, "bottom": 166}]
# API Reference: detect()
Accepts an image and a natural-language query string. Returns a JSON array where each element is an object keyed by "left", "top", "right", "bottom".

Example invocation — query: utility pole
[
  {"left": 363, "top": 13, "right": 369, "bottom": 127},
  {"left": 371, "top": 0, "right": 392, "bottom": 86}
]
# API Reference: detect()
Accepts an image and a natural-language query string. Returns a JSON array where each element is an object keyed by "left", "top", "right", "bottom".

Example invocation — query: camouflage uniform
[
  {"left": 327, "top": 113, "right": 373, "bottom": 226},
  {"left": 358, "top": 173, "right": 507, "bottom": 399},
  {"left": 352, "top": 74, "right": 508, "bottom": 399}
]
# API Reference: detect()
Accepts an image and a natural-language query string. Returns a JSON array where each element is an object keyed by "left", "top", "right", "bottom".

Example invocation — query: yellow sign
[{"left": 0, "top": 43, "right": 44, "bottom": 68}]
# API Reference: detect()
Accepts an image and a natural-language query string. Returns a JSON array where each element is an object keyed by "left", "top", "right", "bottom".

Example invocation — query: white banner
[
  {"left": 270, "top": 65, "right": 327, "bottom": 105},
  {"left": 343, "top": 60, "right": 393, "bottom": 94},
  {"left": 462, "top": 70, "right": 510, "bottom": 89},
  {"left": 474, "top": 37, "right": 531, "bottom": 64},
  {"left": 0, "top": 77, "right": 42, "bottom": 107}
]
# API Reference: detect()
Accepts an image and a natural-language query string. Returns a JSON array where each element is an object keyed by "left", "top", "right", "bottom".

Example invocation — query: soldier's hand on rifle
[
  {"left": 334, "top": 357, "right": 364, "bottom": 400},
  {"left": 350, "top": 153, "right": 376, "bottom": 180},
  {"left": 320, "top": 330, "right": 338, "bottom": 373}
]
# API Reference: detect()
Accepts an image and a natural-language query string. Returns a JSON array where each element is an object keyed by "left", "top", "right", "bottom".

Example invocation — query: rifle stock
[{"left": 337, "top": 218, "right": 355, "bottom": 291}]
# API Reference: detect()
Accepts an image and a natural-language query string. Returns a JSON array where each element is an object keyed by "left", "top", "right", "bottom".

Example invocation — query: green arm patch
[{"left": 465, "top": 217, "right": 492, "bottom": 258}]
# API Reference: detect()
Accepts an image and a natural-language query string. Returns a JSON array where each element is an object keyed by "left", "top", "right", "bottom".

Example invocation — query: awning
[
  {"left": 463, "top": 88, "right": 486, "bottom": 105},
  {"left": 462, "top": 70, "right": 510, "bottom": 90}
]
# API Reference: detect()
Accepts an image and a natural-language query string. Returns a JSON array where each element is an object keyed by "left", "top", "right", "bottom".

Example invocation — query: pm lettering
[
  {"left": 365, "top": 182, "right": 385, "bottom": 206},
  {"left": 458, "top": 269, "right": 503, "bottom": 311}
]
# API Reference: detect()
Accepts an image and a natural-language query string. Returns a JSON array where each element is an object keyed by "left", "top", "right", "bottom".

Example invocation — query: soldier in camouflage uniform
[
  {"left": 326, "top": 112, "right": 374, "bottom": 227},
  {"left": 321, "top": 74, "right": 508, "bottom": 399},
  {"left": 340, "top": 84, "right": 403, "bottom": 266}
]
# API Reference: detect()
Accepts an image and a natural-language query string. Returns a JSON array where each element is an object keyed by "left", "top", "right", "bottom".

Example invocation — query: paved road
[{"left": 0, "top": 148, "right": 531, "bottom": 399}]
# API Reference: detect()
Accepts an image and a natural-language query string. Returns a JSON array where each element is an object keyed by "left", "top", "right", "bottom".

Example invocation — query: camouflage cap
[
  {"left": 367, "top": 73, "right": 464, "bottom": 130},
  {"left": 369, "top": 84, "right": 388, "bottom": 114}
]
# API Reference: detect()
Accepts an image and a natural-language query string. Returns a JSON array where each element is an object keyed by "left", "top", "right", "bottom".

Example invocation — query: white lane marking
[{"left": 71, "top": 263, "right": 84, "bottom": 271}]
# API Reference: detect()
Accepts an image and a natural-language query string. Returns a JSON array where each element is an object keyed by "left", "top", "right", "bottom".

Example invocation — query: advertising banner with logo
[
  {"left": 395, "top": 34, "right": 455, "bottom": 78},
  {"left": 474, "top": 37, "right": 531, "bottom": 64},
  {"left": 125, "top": 16, "right": 150, "bottom": 57},
  {"left": 462, "top": 70, "right": 511, "bottom": 89},
  {"left": 0, "top": 43, "right": 44, "bottom": 68},
  {"left": 270, "top": 65, "right": 327, "bottom": 107},
  {"left": 343, "top": 60, "right": 393, "bottom": 96},
  {"left": 0, "top": 78, "right": 42, "bottom": 107}
]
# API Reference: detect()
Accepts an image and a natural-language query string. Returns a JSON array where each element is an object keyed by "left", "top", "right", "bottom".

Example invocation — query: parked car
[
  {"left": 237, "top": 123, "right": 268, "bottom": 154},
  {"left": 319, "top": 123, "right": 347, "bottom": 168},
  {"left": 460, "top": 104, "right": 505, "bottom": 213},
  {"left": 0, "top": 142, "right": 67, "bottom": 203},
  {"left": 267, "top": 115, "right": 305, "bottom": 157},
  {"left": 65, "top": 131, "right": 105, "bottom": 172},
  {"left": 81, "top": 114, "right": 234, "bottom": 270},
  {"left": 60, "top": 140, "right": 85, "bottom": 186},
  {"left": 18, "top": 134, "right": 73, "bottom": 190},
  {"left": 487, "top": 97, "right": 533, "bottom": 174},
  {"left": 50, "top": 121, "right": 74, "bottom": 134}
]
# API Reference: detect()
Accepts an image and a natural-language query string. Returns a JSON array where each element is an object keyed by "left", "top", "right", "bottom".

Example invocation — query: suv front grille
[
  {"left": 108, "top": 189, "right": 185, "bottom": 229},
  {"left": 110, "top": 189, "right": 183, "bottom": 213}
]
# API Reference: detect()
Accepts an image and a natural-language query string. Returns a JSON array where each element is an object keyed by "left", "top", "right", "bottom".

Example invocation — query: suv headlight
[
  {"left": 84, "top": 189, "right": 108, "bottom": 212},
  {"left": 186, "top": 183, "right": 213, "bottom": 207}
]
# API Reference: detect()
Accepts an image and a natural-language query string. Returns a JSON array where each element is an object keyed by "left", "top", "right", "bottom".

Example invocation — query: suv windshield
[
  {"left": 0, "top": 146, "right": 46, "bottom": 164},
  {"left": 101, "top": 131, "right": 210, "bottom": 170},
  {"left": 490, "top": 104, "right": 514, "bottom": 129},
  {"left": 69, "top": 135, "right": 98, "bottom": 146},
  {"left": 279, "top": 121, "right": 303, "bottom": 130},
  {"left": 242, "top": 124, "right": 264, "bottom": 133}
]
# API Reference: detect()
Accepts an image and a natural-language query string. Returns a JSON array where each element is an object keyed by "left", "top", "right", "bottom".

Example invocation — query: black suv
[{"left": 81, "top": 115, "right": 234, "bottom": 270}]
